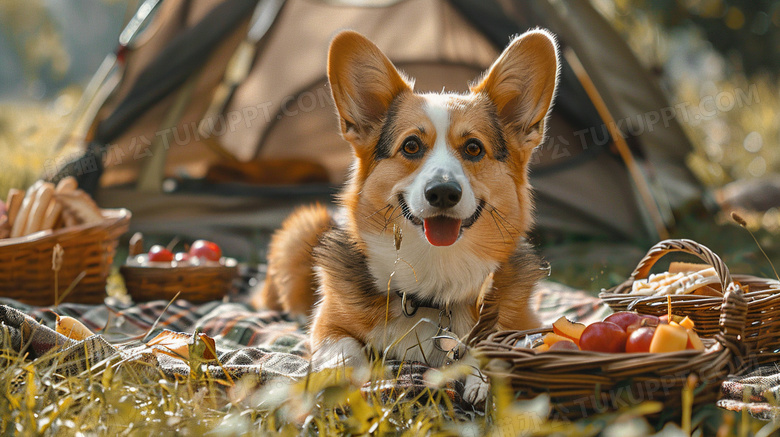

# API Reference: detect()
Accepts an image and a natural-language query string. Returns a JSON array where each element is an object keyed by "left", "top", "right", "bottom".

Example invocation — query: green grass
[{"left": 3, "top": 332, "right": 766, "bottom": 436}]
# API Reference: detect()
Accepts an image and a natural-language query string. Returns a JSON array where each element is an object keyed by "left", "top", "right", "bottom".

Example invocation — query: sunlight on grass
[
  {"left": 3, "top": 329, "right": 756, "bottom": 436},
  {"left": 0, "top": 88, "right": 81, "bottom": 196}
]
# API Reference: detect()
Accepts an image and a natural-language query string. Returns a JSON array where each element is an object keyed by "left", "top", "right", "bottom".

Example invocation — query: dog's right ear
[{"left": 328, "top": 31, "right": 412, "bottom": 146}]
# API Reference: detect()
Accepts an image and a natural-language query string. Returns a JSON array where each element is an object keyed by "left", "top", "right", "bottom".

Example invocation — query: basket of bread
[
  {"left": 120, "top": 234, "right": 238, "bottom": 303},
  {"left": 600, "top": 239, "right": 780, "bottom": 365},
  {"left": 0, "top": 177, "right": 130, "bottom": 305},
  {"left": 473, "top": 239, "right": 747, "bottom": 419}
]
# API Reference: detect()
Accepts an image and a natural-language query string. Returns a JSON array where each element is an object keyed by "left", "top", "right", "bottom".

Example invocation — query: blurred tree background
[
  {"left": 595, "top": 0, "right": 779, "bottom": 195},
  {"left": 0, "top": 0, "right": 135, "bottom": 192},
  {"left": 2, "top": 0, "right": 776, "bottom": 200},
  {"left": 0, "top": 0, "right": 777, "bottom": 289}
]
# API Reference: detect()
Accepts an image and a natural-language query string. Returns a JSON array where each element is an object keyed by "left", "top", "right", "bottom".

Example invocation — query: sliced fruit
[
  {"left": 552, "top": 316, "right": 587, "bottom": 346},
  {"left": 542, "top": 332, "right": 571, "bottom": 347},
  {"left": 579, "top": 322, "right": 627, "bottom": 353},
  {"left": 679, "top": 316, "right": 695, "bottom": 330},
  {"left": 659, "top": 314, "right": 685, "bottom": 324},
  {"left": 686, "top": 329, "right": 705, "bottom": 351},
  {"left": 534, "top": 343, "right": 550, "bottom": 352},
  {"left": 549, "top": 339, "right": 579, "bottom": 351},
  {"left": 649, "top": 323, "right": 688, "bottom": 353}
]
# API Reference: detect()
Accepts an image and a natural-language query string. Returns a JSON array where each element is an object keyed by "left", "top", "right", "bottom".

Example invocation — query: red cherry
[
  {"left": 189, "top": 240, "right": 222, "bottom": 261},
  {"left": 174, "top": 252, "right": 191, "bottom": 262},
  {"left": 148, "top": 245, "right": 174, "bottom": 262}
]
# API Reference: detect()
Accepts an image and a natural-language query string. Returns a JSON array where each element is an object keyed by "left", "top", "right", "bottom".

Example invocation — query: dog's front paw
[
  {"left": 463, "top": 373, "right": 490, "bottom": 405},
  {"left": 312, "top": 337, "right": 368, "bottom": 371}
]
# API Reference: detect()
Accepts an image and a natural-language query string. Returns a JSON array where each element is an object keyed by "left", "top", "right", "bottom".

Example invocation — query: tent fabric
[{"left": 74, "top": 0, "right": 704, "bottom": 247}]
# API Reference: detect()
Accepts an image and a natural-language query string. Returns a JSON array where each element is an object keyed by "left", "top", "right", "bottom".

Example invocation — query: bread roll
[
  {"left": 56, "top": 189, "right": 103, "bottom": 225},
  {"left": 0, "top": 215, "right": 9, "bottom": 239},
  {"left": 41, "top": 176, "right": 79, "bottom": 231},
  {"left": 62, "top": 209, "right": 78, "bottom": 228},
  {"left": 6, "top": 188, "right": 22, "bottom": 227},
  {"left": 10, "top": 182, "right": 42, "bottom": 238},
  {"left": 24, "top": 182, "right": 55, "bottom": 235},
  {"left": 55, "top": 176, "right": 78, "bottom": 192}
]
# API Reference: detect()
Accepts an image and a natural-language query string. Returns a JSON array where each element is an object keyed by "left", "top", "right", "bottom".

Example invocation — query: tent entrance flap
[{"left": 61, "top": 0, "right": 705, "bottom": 245}]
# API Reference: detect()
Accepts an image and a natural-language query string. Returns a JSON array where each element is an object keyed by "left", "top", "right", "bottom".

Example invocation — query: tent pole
[{"left": 563, "top": 47, "right": 669, "bottom": 241}]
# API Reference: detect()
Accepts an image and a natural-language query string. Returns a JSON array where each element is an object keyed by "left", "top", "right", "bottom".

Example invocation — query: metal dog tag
[{"left": 433, "top": 331, "right": 467, "bottom": 363}]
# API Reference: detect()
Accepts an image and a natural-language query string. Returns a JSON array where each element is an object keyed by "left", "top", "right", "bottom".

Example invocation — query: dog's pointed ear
[
  {"left": 471, "top": 29, "right": 559, "bottom": 149},
  {"left": 328, "top": 31, "right": 412, "bottom": 144}
]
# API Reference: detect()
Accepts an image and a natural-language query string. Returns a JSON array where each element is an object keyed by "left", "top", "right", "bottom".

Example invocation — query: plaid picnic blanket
[
  {"left": 718, "top": 366, "right": 780, "bottom": 421},
  {"left": 4, "top": 278, "right": 774, "bottom": 421},
  {"left": 0, "top": 279, "right": 608, "bottom": 416}
]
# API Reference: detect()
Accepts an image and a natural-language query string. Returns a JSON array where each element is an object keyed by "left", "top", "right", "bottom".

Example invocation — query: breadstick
[
  {"left": 10, "top": 182, "right": 42, "bottom": 238},
  {"left": 56, "top": 190, "right": 103, "bottom": 225},
  {"left": 6, "top": 188, "right": 22, "bottom": 228},
  {"left": 24, "top": 182, "right": 55, "bottom": 235},
  {"left": 41, "top": 176, "right": 78, "bottom": 231},
  {"left": 0, "top": 215, "right": 9, "bottom": 239},
  {"left": 62, "top": 209, "right": 78, "bottom": 228},
  {"left": 129, "top": 232, "right": 144, "bottom": 256},
  {"left": 55, "top": 176, "right": 78, "bottom": 192}
]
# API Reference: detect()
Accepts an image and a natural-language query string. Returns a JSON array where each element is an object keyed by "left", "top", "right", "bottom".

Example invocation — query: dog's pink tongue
[{"left": 423, "top": 216, "right": 462, "bottom": 246}]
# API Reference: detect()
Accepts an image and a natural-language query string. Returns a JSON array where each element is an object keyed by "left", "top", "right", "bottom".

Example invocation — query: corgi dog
[{"left": 253, "top": 29, "right": 559, "bottom": 404}]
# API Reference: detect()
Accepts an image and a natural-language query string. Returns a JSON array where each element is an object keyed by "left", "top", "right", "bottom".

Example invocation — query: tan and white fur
[{"left": 253, "top": 29, "right": 559, "bottom": 404}]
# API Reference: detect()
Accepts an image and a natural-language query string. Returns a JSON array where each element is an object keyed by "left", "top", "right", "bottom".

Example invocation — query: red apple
[
  {"left": 639, "top": 314, "right": 660, "bottom": 326},
  {"left": 626, "top": 326, "right": 655, "bottom": 353},
  {"left": 579, "top": 322, "right": 627, "bottom": 353},
  {"left": 604, "top": 312, "right": 644, "bottom": 332},
  {"left": 626, "top": 315, "right": 661, "bottom": 335},
  {"left": 148, "top": 245, "right": 174, "bottom": 262},
  {"left": 189, "top": 240, "right": 222, "bottom": 262}
]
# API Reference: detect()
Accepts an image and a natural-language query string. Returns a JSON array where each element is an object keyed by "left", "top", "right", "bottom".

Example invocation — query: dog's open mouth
[
  {"left": 398, "top": 194, "right": 484, "bottom": 246},
  {"left": 423, "top": 216, "right": 462, "bottom": 246}
]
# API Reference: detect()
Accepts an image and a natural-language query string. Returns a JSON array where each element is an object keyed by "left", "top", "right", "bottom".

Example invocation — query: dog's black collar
[{"left": 395, "top": 289, "right": 441, "bottom": 316}]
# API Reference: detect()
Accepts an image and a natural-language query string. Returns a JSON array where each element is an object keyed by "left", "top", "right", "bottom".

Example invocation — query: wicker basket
[
  {"left": 600, "top": 239, "right": 780, "bottom": 365},
  {"left": 474, "top": 239, "right": 748, "bottom": 419},
  {"left": 0, "top": 209, "right": 130, "bottom": 305},
  {"left": 120, "top": 259, "right": 238, "bottom": 303}
]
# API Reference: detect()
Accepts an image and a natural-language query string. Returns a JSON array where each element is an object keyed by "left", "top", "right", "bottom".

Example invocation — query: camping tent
[{"left": 55, "top": 0, "right": 705, "bottom": 258}]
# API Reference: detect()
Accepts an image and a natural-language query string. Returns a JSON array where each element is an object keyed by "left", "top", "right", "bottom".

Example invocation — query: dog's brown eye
[
  {"left": 463, "top": 140, "right": 484, "bottom": 160},
  {"left": 401, "top": 138, "right": 422, "bottom": 157}
]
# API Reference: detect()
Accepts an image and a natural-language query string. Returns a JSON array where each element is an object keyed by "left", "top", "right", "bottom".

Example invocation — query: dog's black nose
[{"left": 425, "top": 180, "right": 462, "bottom": 208}]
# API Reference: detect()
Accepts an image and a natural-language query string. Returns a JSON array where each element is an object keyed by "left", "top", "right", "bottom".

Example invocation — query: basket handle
[{"left": 630, "top": 239, "right": 747, "bottom": 351}]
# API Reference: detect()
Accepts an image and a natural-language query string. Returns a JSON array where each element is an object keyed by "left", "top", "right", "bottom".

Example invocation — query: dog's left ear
[
  {"left": 471, "top": 29, "right": 559, "bottom": 149},
  {"left": 328, "top": 31, "right": 412, "bottom": 146}
]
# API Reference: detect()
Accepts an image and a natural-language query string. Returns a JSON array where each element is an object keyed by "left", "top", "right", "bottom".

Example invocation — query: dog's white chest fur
[
  {"left": 362, "top": 224, "right": 498, "bottom": 306},
  {"left": 367, "top": 305, "right": 475, "bottom": 366}
]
